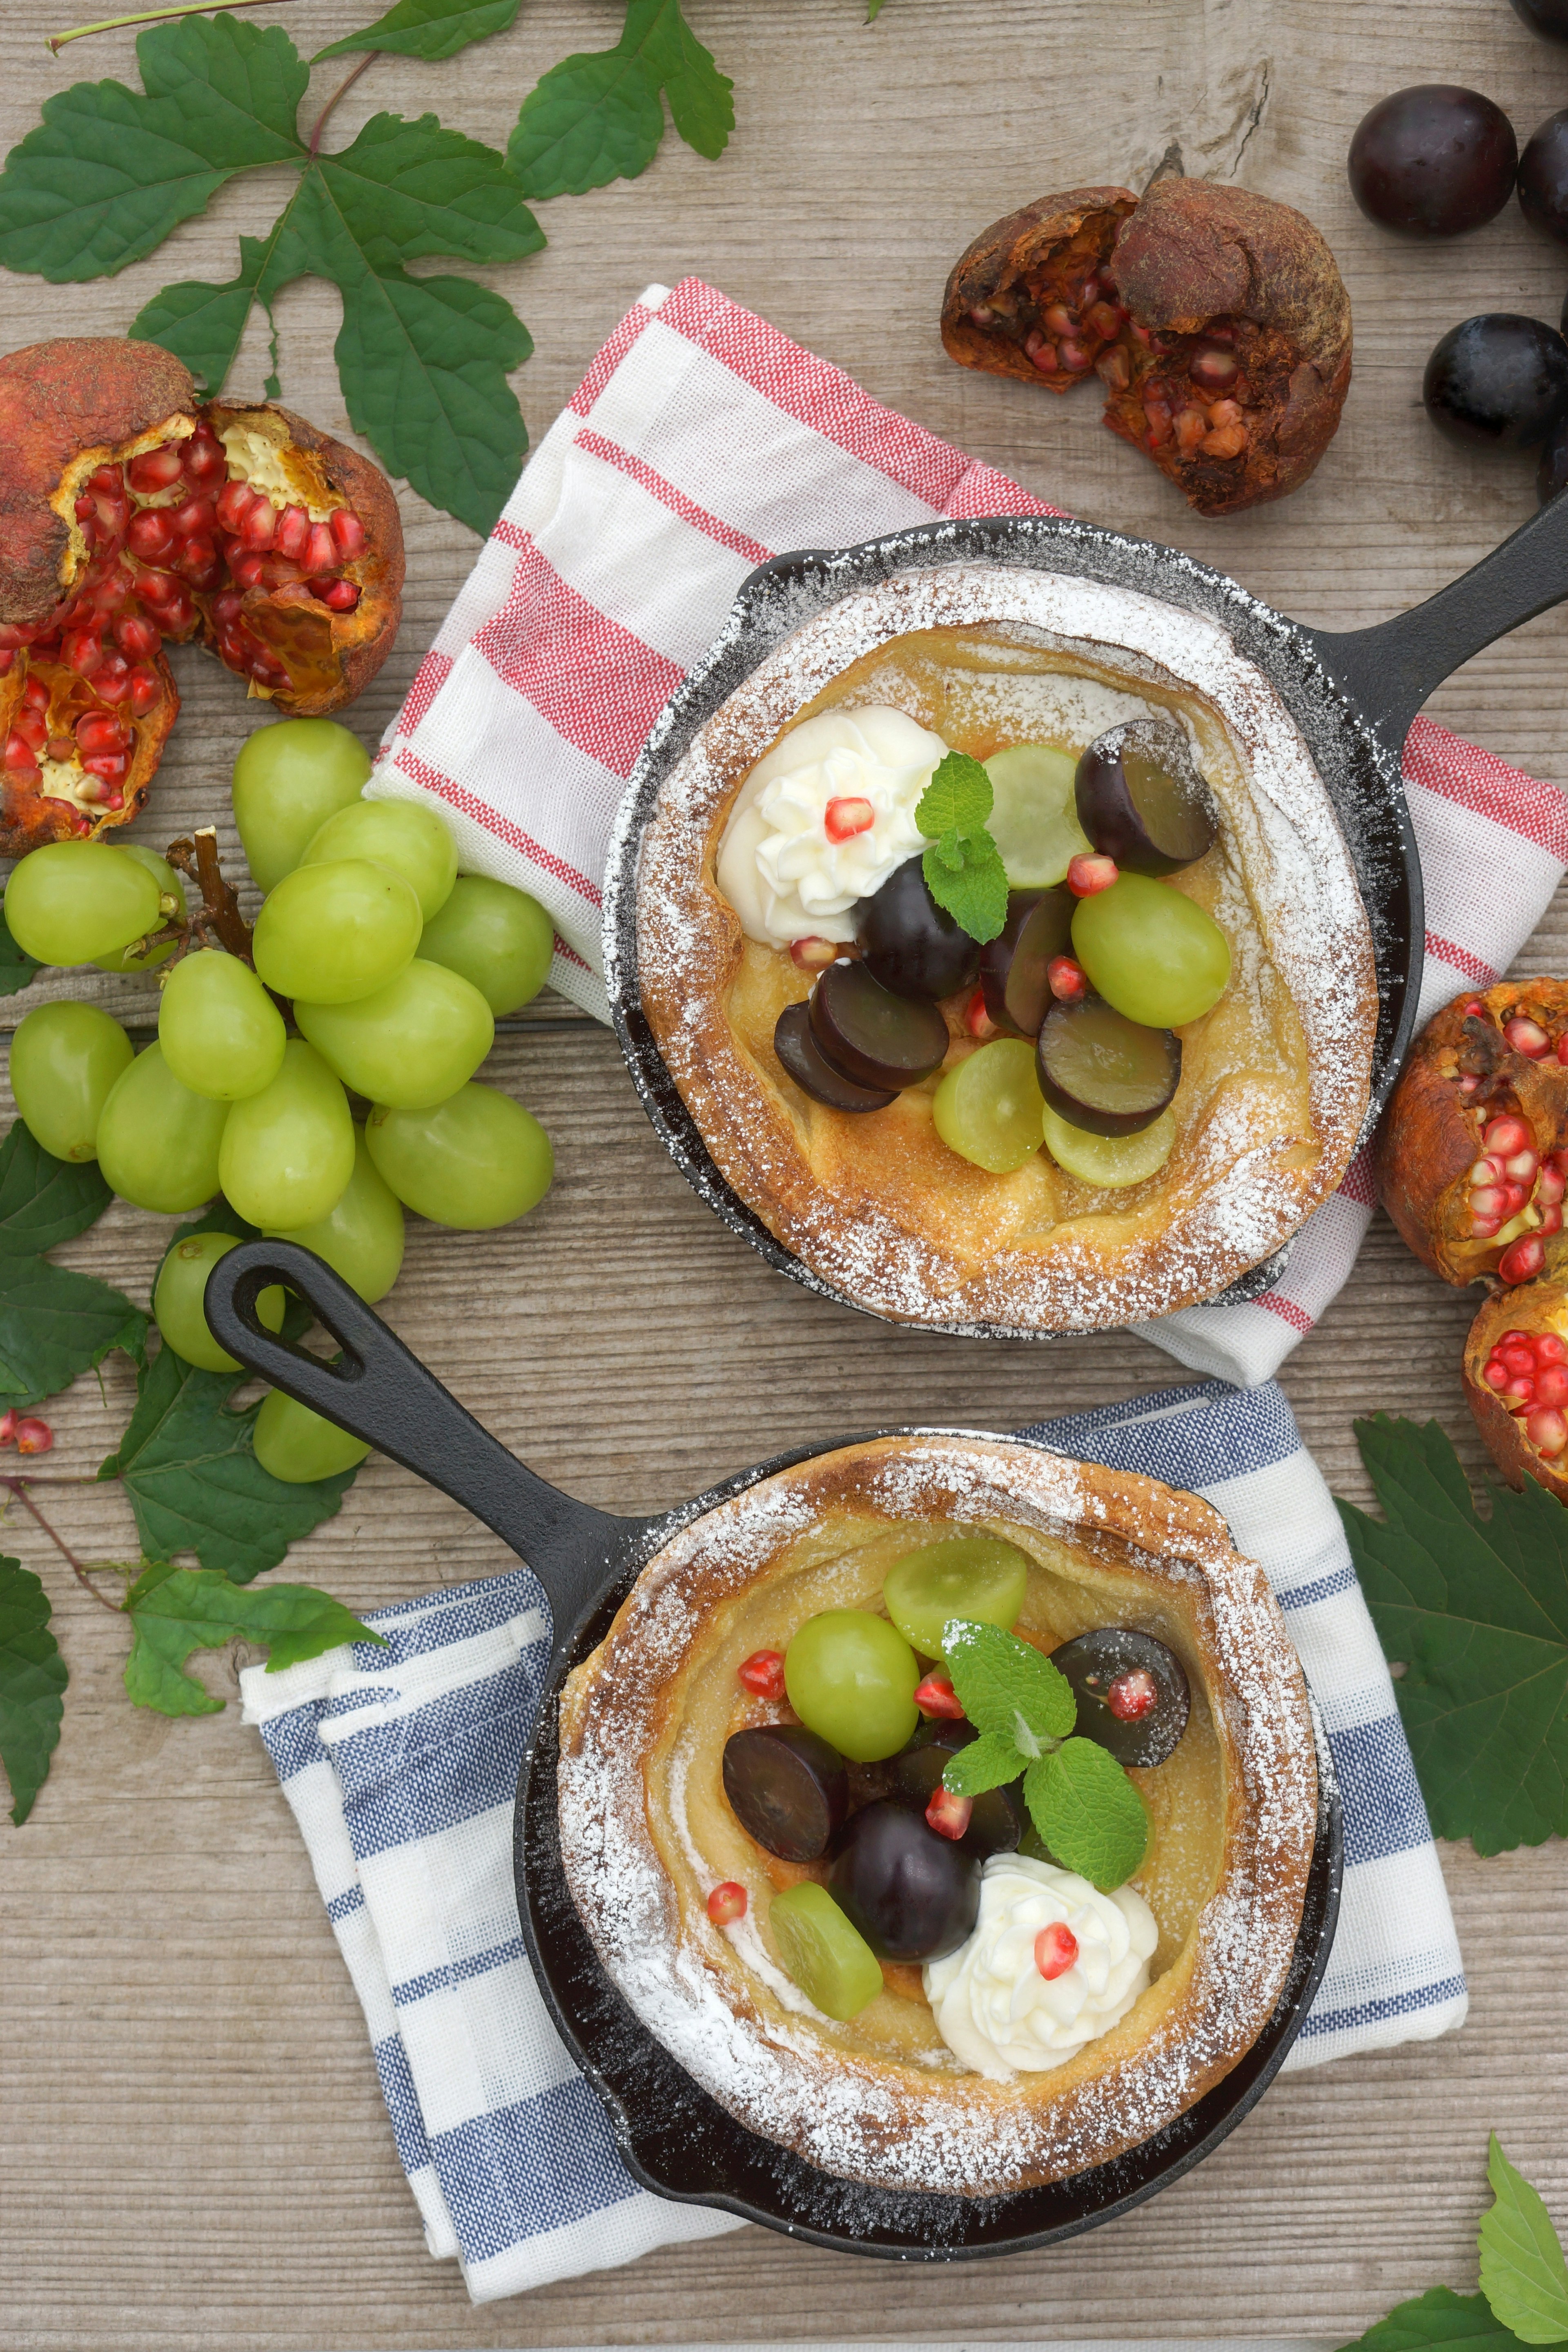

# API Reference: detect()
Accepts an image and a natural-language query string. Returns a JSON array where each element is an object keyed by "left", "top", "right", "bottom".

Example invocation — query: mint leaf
[
  {"left": 1026, "top": 1737, "right": 1149, "bottom": 1890},
  {"left": 122, "top": 1561, "right": 383, "bottom": 1717},
  {"left": 635, "top": 0, "right": 735, "bottom": 161},
  {"left": 923, "top": 835, "right": 1010, "bottom": 944},
  {"left": 1336, "top": 1415, "right": 1568, "bottom": 1855},
  {"left": 917, "top": 751, "right": 993, "bottom": 841},
  {"left": 1336, "top": 2287, "right": 1527, "bottom": 2349},
  {"left": 867, "top": 0, "right": 891, "bottom": 16},
  {"left": 0, "top": 908, "right": 40, "bottom": 998},
  {"left": 0, "top": 1122, "right": 111, "bottom": 1259},
  {"left": 0, "top": 1558, "right": 67, "bottom": 1826},
  {"left": 1479, "top": 2136, "right": 1568, "bottom": 2344},
  {"left": 507, "top": 0, "right": 733, "bottom": 198},
  {"left": 943, "top": 1619, "right": 1076, "bottom": 1746},
  {"left": 942, "top": 1729, "right": 1022, "bottom": 1798},
  {"left": 316, "top": 0, "right": 523, "bottom": 63}
]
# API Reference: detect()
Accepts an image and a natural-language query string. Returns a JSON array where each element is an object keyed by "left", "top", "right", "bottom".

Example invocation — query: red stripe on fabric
[
  {"left": 393, "top": 746, "right": 601, "bottom": 909},
  {"left": 570, "top": 300, "right": 660, "bottom": 417},
  {"left": 472, "top": 535, "right": 684, "bottom": 780},
  {"left": 399, "top": 649, "right": 452, "bottom": 737},
  {"left": 1425, "top": 930, "right": 1498, "bottom": 989},
  {"left": 1256, "top": 1291, "right": 1315, "bottom": 1334},
  {"left": 573, "top": 427, "right": 773, "bottom": 564},
  {"left": 553, "top": 933, "right": 591, "bottom": 972},
  {"left": 1405, "top": 715, "right": 1568, "bottom": 861},
  {"left": 492, "top": 517, "right": 528, "bottom": 552},
  {"left": 1338, "top": 1143, "right": 1377, "bottom": 1207},
  {"left": 945, "top": 461, "right": 1063, "bottom": 521}
]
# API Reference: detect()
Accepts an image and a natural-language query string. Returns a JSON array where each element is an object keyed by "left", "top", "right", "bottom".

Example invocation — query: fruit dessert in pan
[
  {"left": 635, "top": 563, "right": 1378, "bottom": 1330},
  {"left": 556, "top": 1434, "right": 1319, "bottom": 2197}
]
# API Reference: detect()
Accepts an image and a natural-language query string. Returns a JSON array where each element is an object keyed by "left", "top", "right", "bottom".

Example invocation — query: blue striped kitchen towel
[{"left": 240, "top": 1376, "right": 1466, "bottom": 2305}]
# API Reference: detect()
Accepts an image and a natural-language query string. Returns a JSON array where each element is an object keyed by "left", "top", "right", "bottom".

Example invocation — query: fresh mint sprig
[
  {"left": 940, "top": 1619, "right": 1150, "bottom": 1890},
  {"left": 916, "top": 753, "right": 1010, "bottom": 947}
]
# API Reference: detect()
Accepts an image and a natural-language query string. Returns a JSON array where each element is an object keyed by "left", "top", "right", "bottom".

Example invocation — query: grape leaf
[
  {"left": 941, "top": 1728, "right": 1022, "bottom": 1797},
  {"left": 122, "top": 1559, "right": 383, "bottom": 1717},
  {"left": 1336, "top": 1416, "right": 1568, "bottom": 1855},
  {"left": 316, "top": 0, "right": 523, "bottom": 64},
  {"left": 0, "top": 1121, "right": 112, "bottom": 1259},
  {"left": 0, "top": 1558, "right": 67, "bottom": 1826},
  {"left": 98, "top": 1344, "right": 358, "bottom": 1585},
  {"left": 943, "top": 1618, "right": 1076, "bottom": 1747},
  {"left": 131, "top": 226, "right": 281, "bottom": 399},
  {"left": 1336, "top": 2287, "right": 1528, "bottom": 2350},
  {"left": 507, "top": 0, "right": 733, "bottom": 198},
  {"left": 1479, "top": 2136, "right": 1568, "bottom": 2344},
  {"left": 0, "top": 909, "right": 40, "bottom": 999},
  {"left": 867, "top": 0, "right": 891, "bottom": 17},
  {"left": 0, "top": 1123, "right": 144, "bottom": 1409},
  {"left": 1025, "top": 1737, "right": 1149, "bottom": 1891}
]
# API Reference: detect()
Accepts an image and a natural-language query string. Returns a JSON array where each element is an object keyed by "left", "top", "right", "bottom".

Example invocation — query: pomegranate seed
[
  {"left": 1204, "top": 423, "right": 1248, "bottom": 458},
  {"left": 114, "top": 611, "right": 160, "bottom": 659},
  {"left": 1541, "top": 1205, "right": 1564, "bottom": 1236},
  {"left": 216, "top": 479, "right": 254, "bottom": 532},
  {"left": 318, "top": 579, "right": 360, "bottom": 611},
  {"left": 789, "top": 936, "right": 838, "bottom": 973},
  {"left": 706, "top": 1881, "right": 747, "bottom": 1926},
  {"left": 926, "top": 1786, "right": 973, "bottom": 1841},
  {"left": 737, "top": 1650, "right": 786, "bottom": 1701},
  {"left": 914, "top": 1673, "right": 965, "bottom": 1719},
  {"left": 0, "top": 625, "right": 27, "bottom": 649},
  {"left": 1095, "top": 343, "right": 1133, "bottom": 391},
  {"left": 11, "top": 1415, "right": 52, "bottom": 1456},
  {"left": 824, "top": 794, "right": 875, "bottom": 843},
  {"left": 168, "top": 495, "right": 217, "bottom": 540},
  {"left": 183, "top": 435, "right": 227, "bottom": 487},
  {"left": 302, "top": 522, "right": 337, "bottom": 573},
  {"left": 1028, "top": 337, "right": 1059, "bottom": 374},
  {"left": 1534, "top": 1362, "right": 1568, "bottom": 1408},
  {"left": 60, "top": 627, "right": 102, "bottom": 675},
  {"left": 126, "top": 509, "right": 174, "bottom": 563},
  {"left": 212, "top": 591, "right": 244, "bottom": 626},
  {"left": 1045, "top": 954, "right": 1088, "bottom": 1002},
  {"left": 89, "top": 665, "right": 130, "bottom": 710},
  {"left": 217, "top": 629, "right": 249, "bottom": 669},
  {"left": 11, "top": 710, "right": 45, "bottom": 753},
  {"left": 1503, "top": 1343, "right": 1536, "bottom": 1376},
  {"left": 1206, "top": 398, "right": 1244, "bottom": 429},
  {"left": 76, "top": 710, "right": 126, "bottom": 754},
  {"left": 1483, "top": 1356, "right": 1510, "bottom": 1390},
  {"left": 176, "top": 535, "right": 220, "bottom": 583},
  {"left": 1175, "top": 406, "right": 1210, "bottom": 455},
  {"left": 1107, "top": 1667, "right": 1158, "bottom": 1722},
  {"left": 1499, "top": 1236, "right": 1546, "bottom": 1283},
  {"left": 274, "top": 504, "right": 310, "bottom": 559},
  {"left": 1085, "top": 300, "right": 1123, "bottom": 341},
  {"left": 162, "top": 587, "right": 194, "bottom": 632},
  {"left": 1501, "top": 1329, "right": 1532, "bottom": 1348},
  {"left": 230, "top": 552, "right": 265, "bottom": 590},
  {"left": 969, "top": 304, "right": 994, "bottom": 327},
  {"left": 22, "top": 676, "right": 48, "bottom": 711},
  {"left": 1459, "top": 1074, "right": 1481, "bottom": 1094},
  {"left": 1035, "top": 1922, "right": 1079, "bottom": 1980},
  {"left": 1505, "top": 1016, "right": 1551, "bottom": 1058},
  {"left": 0, "top": 650, "right": 12, "bottom": 678},
  {"left": 1528, "top": 1406, "right": 1568, "bottom": 1457},
  {"left": 1130, "top": 322, "right": 1154, "bottom": 347},
  {"left": 1079, "top": 273, "right": 1103, "bottom": 305},
  {"left": 1484, "top": 1115, "right": 1533, "bottom": 1157},
  {"left": 1144, "top": 402, "right": 1174, "bottom": 448},
  {"left": 964, "top": 986, "right": 1000, "bottom": 1041},
  {"left": 1190, "top": 344, "right": 1240, "bottom": 392},
  {"left": 1533, "top": 1332, "right": 1567, "bottom": 1362},
  {"left": 128, "top": 666, "right": 160, "bottom": 717},
  {"left": 1557, "top": 1034, "right": 1568, "bottom": 1066},
  {"left": 1500, "top": 1183, "right": 1529, "bottom": 1216},
  {"left": 247, "top": 645, "right": 288, "bottom": 686},
  {"left": 1469, "top": 1156, "right": 1503, "bottom": 1185},
  {"left": 3, "top": 731, "right": 39, "bottom": 773},
  {"left": 240, "top": 497, "right": 279, "bottom": 550},
  {"left": 1042, "top": 302, "right": 1079, "bottom": 338},
  {"left": 74, "top": 494, "right": 94, "bottom": 522},
  {"left": 328, "top": 507, "right": 365, "bottom": 558},
  {"left": 1472, "top": 1217, "right": 1503, "bottom": 1239},
  {"left": 1067, "top": 853, "right": 1119, "bottom": 897},
  {"left": 1504, "top": 1147, "right": 1541, "bottom": 1181},
  {"left": 127, "top": 444, "right": 185, "bottom": 494},
  {"left": 1462, "top": 998, "right": 1488, "bottom": 1018},
  {"left": 1058, "top": 339, "right": 1094, "bottom": 372},
  {"left": 81, "top": 750, "right": 129, "bottom": 783}
]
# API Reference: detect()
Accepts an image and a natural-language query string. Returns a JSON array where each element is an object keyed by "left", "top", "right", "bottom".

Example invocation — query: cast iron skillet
[
  {"left": 604, "top": 499, "right": 1568, "bottom": 1336},
  {"left": 206, "top": 1236, "right": 1343, "bottom": 2262}
]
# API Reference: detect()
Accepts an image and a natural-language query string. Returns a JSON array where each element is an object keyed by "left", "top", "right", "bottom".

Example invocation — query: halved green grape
[
  {"left": 265, "top": 1128, "right": 404, "bottom": 1303},
  {"left": 252, "top": 859, "right": 422, "bottom": 1005},
  {"left": 1071, "top": 873, "right": 1231, "bottom": 1029},
  {"left": 417, "top": 875, "right": 555, "bottom": 1016},
  {"left": 984, "top": 744, "right": 1094, "bottom": 887},
  {"left": 883, "top": 1538, "right": 1031, "bottom": 1661},
  {"left": 1042, "top": 1101, "right": 1177, "bottom": 1187},
  {"left": 232, "top": 718, "right": 372, "bottom": 893},
  {"left": 158, "top": 949, "right": 287, "bottom": 1102},
  {"left": 784, "top": 1610, "right": 920, "bottom": 1762},
  {"left": 302, "top": 798, "right": 457, "bottom": 922},
  {"left": 365, "top": 1084, "right": 552, "bottom": 1229},
  {"left": 93, "top": 844, "right": 186, "bottom": 974},
  {"left": 153, "top": 1231, "right": 284, "bottom": 1374},
  {"left": 295, "top": 959, "right": 493, "bottom": 1110},
  {"left": 932, "top": 1038, "right": 1045, "bottom": 1174},
  {"left": 253, "top": 1388, "right": 372, "bottom": 1483},
  {"left": 218, "top": 1040, "right": 354, "bottom": 1230},
  {"left": 10, "top": 1002, "right": 133, "bottom": 1162},
  {"left": 96, "top": 1044, "right": 228, "bottom": 1213},
  {"left": 768, "top": 1880, "right": 884, "bottom": 2021},
  {"left": 4, "top": 840, "right": 161, "bottom": 967}
]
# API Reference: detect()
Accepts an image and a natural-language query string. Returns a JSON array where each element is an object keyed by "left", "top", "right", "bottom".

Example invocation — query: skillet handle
[
  {"left": 204, "top": 1239, "right": 644, "bottom": 1643},
  {"left": 1305, "top": 496, "right": 1568, "bottom": 758}
]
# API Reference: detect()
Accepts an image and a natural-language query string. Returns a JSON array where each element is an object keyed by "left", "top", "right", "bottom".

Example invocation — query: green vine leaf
[
  {"left": 0, "top": 1558, "right": 67, "bottom": 1826},
  {"left": 122, "top": 1559, "right": 383, "bottom": 1717},
  {"left": 1335, "top": 2285, "right": 1527, "bottom": 2349},
  {"left": 316, "top": 0, "right": 523, "bottom": 64},
  {"left": 0, "top": 1123, "right": 144, "bottom": 1411},
  {"left": 0, "top": 908, "right": 41, "bottom": 999},
  {"left": 0, "top": 1120, "right": 112, "bottom": 1259},
  {"left": 508, "top": 0, "right": 733, "bottom": 197},
  {"left": 1479, "top": 2135, "right": 1568, "bottom": 2345}
]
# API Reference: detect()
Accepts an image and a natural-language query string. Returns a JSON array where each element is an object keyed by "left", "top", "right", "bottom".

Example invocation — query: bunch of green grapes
[{"left": 4, "top": 719, "right": 557, "bottom": 1482}]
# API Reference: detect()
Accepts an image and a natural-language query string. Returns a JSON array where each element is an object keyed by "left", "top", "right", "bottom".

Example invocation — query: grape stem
[
  {"left": 163, "top": 828, "right": 255, "bottom": 964},
  {"left": 3, "top": 1479, "right": 124, "bottom": 1613}
]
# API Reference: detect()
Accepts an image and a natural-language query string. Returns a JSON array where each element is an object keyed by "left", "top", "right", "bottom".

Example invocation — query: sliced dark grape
[
  {"left": 810, "top": 957, "right": 950, "bottom": 1091},
  {"left": 1049, "top": 1627, "right": 1191, "bottom": 1767},
  {"left": 978, "top": 887, "right": 1074, "bottom": 1037},
  {"left": 774, "top": 1001, "right": 896, "bottom": 1111},
  {"left": 722, "top": 1725, "right": 849, "bottom": 1862},
  {"left": 853, "top": 855, "right": 981, "bottom": 1001},
  {"left": 889, "top": 1720, "right": 1025, "bottom": 1860},
  {"left": 1075, "top": 720, "right": 1218, "bottom": 876},
  {"left": 827, "top": 1797, "right": 981, "bottom": 1961},
  {"left": 1037, "top": 995, "right": 1181, "bottom": 1138}
]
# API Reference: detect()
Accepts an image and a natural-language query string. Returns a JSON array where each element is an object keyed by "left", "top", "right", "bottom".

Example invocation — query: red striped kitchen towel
[{"left": 366, "top": 276, "right": 1568, "bottom": 1386}]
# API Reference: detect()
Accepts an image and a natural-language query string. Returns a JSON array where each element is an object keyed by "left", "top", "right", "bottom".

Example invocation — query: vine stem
[
  {"left": 4, "top": 1479, "right": 123, "bottom": 1613},
  {"left": 47, "top": 0, "right": 301, "bottom": 53},
  {"left": 308, "top": 51, "right": 377, "bottom": 156}
]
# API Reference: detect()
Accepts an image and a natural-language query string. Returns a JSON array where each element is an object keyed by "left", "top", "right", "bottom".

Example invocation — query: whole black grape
[
  {"left": 1348, "top": 87, "right": 1517, "bottom": 236},
  {"left": 1512, "top": 0, "right": 1568, "bottom": 35},
  {"left": 1519, "top": 109, "right": 1568, "bottom": 243},
  {"left": 1423, "top": 315, "right": 1568, "bottom": 450}
]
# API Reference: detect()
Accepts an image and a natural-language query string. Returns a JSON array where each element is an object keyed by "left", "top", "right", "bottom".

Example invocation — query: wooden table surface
[{"left": 4, "top": 1, "right": 1568, "bottom": 2343}]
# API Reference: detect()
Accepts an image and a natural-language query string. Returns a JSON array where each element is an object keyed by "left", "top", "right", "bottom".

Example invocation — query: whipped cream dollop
[
  {"left": 923, "top": 1854, "right": 1159, "bottom": 2081},
  {"left": 715, "top": 706, "right": 948, "bottom": 947}
]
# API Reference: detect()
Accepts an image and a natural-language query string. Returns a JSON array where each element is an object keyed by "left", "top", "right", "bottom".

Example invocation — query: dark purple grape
[
  {"left": 1036, "top": 996, "right": 1181, "bottom": 1138},
  {"left": 1519, "top": 109, "right": 1568, "bottom": 243},
  {"left": 889, "top": 1720, "right": 1025, "bottom": 1860},
  {"left": 1049, "top": 1628, "right": 1190, "bottom": 1768},
  {"left": 978, "top": 888, "right": 1074, "bottom": 1037},
  {"left": 827, "top": 1798, "right": 980, "bottom": 1961},
  {"left": 774, "top": 1000, "right": 896, "bottom": 1111},
  {"left": 1512, "top": 0, "right": 1568, "bottom": 36},
  {"left": 1347, "top": 86, "right": 1517, "bottom": 236},
  {"left": 809, "top": 957, "right": 949, "bottom": 1091},
  {"left": 723, "top": 1726, "right": 848, "bottom": 1862},
  {"left": 1423, "top": 315, "right": 1568, "bottom": 450},
  {"left": 1539, "top": 406, "right": 1568, "bottom": 501},
  {"left": 1075, "top": 720, "right": 1217, "bottom": 877},
  {"left": 853, "top": 856, "right": 980, "bottom": 1001}
]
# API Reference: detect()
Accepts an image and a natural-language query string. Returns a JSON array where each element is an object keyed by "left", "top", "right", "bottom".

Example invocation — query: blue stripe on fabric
[
  {"left": 392, "top": 1936, "right": 525, "bottom": 2007},
  {"left": 334, "top": 1670, "right": 540, "bottom": 1859},
  {"left": 1294, "top": 1973, "right": 1468, "bottom": 2040},
  {"left": 352, "top": 1570, "right": 550, "bottom": 1668},
  {"left": 430, "top": 2076, "right": 646, "bottom": 2262},
  {"left": 325, "top": 1640, "right": 550, "bottom": 1780},
  {"left": 373, "top": 2031, "right": 434, "bottom": 2178},
  {"left": 327, "top": 1885, "right": 365, "bottom": 1921},
  {"left": 1278, "top": 1565, "right": 1360, "bottom": 1612},
  {"left": 1327, "top": 1716, "right": 1434, "bottom": 1865},
  {"left": 1019, "top": 1377, "right": 1301, "bottom": 1496},
  {"left": 256, "top": 1699, "right": 326, "bottom": 1786}
]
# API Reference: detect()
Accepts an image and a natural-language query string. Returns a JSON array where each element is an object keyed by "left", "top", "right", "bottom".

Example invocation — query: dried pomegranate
[
  {"left": 1463, "top": 1293, "right": 1568, "bottom": 1499},
  {"left": 0, "top": 337, "right": 403, "bottom": 857},
  {"left": 940, "top": 177, "right": 1353, "bottom": 517}
]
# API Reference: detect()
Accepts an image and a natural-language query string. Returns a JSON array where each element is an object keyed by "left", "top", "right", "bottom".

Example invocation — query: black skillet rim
[{"left": 600, "top": 510, "right": 1421, "bottom": 1341}]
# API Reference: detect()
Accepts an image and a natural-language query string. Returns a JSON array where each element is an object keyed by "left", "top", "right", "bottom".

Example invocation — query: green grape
[
  {"left": 302, "top": 799, "right": 457, "bottom": 922},
  {"left": 253, "top": 1387, "right": 372, "bottom": 1483},
  {"left": 295, "top": 959, "right": 493, "bottom": 1110},
  {"left": 252, "top": 858, "right": 422, "bottom": 1005},
  {"left": 365, "top": 1084, "right": 552, "bottom": 1229},
  {"left": 158, "top": 949, "right": 287, "bottom": 1102},
  {"left": 218, "top": 1040, "right": 354, "bottom": 1229},
  {"left": 418, "top": 875, "right": 554, "bottom": 1016},
  {"left": 933, "top": 1039, "right": 1045, "bottom": 1174},
  {"left": 96, "top": 1043, "right": 228, "bottom": 1213},
  {"left": 882, "top": 1538, "right": 1031, "bottom": 1662},
  {"left": 9, "top": 1001, "right": 133, "bottom": 1162},
  {"left": 153, "top": 1230, "right": 285, "bottom": 1374},
  {"left": 768, "top": 1881, "right": 883, "bottom": 2020},
  {"left": 4, "top": 840, "right": 161, "bottom": 967},
  {"left": 984, "top": 744, "right": 1094, "bottom": 887},
  {"left": 1071, "top": 874, "right": 1231, "bottom": 1029},
  {"left": 1042, "top": 1102, "right": 1176, "bottom": 1188},
  {"left": 784, "top": 1610, "right": 919, "bottom": 1762},
  {"left": 93, "top": 844, "right": 186, "bottom": 974},
  {"left": 232, "top": 718, "right": 371, "bottom": 893},
  {"left": 266, "top": 1127, "right": 405, "bottom": 1304}
]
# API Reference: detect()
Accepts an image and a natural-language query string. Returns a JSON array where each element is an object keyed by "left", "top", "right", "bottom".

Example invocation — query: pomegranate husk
[
  {"left": 940, "top": 187, "right": 1138, "bottom": 390},
  {"left": 1462, "top": 1284, "right": 1568, "bottom": 1501}
]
